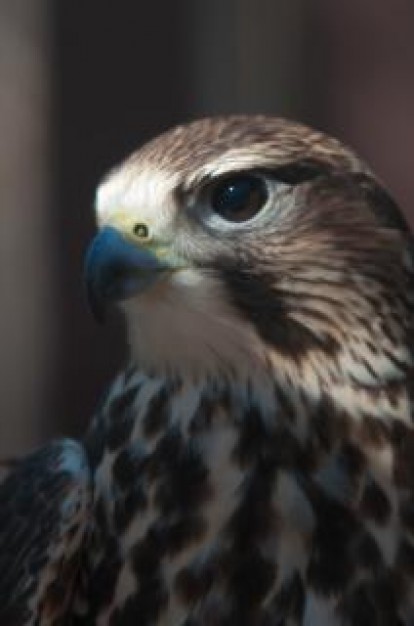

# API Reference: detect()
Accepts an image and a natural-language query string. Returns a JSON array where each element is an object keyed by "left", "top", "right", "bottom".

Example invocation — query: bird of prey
[{"left": 1, "top": 116, "right": 414, "bottom": 626}]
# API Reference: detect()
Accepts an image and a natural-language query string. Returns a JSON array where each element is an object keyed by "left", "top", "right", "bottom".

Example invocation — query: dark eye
[{"left": 210, "top": 175, "right": 268, "bottom": 222}]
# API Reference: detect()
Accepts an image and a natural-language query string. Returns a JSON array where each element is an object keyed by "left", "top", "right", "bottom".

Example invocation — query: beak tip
[
  {"left": 90, "top": 301, "right": 106, "bottom": 325},
  {"left": 85, "top": 280, "right": 106, "bottom": 324}
]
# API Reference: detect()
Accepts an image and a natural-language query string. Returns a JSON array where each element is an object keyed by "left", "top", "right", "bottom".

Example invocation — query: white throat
[{"left": 122, "top": 269, "right": 270, "bottom": 384}]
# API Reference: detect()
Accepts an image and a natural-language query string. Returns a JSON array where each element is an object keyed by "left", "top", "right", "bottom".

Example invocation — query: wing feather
[{"left": 0, "top": 439, "right": 92, "bottom": 625}]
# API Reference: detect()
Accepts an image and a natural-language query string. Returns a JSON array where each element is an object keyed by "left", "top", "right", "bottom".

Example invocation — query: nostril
[{"left": 133, "top": 223, "right": 149, "bottom": 239}]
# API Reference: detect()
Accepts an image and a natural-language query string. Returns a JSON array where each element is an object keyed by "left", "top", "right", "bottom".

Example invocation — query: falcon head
[{"left": 85, "top": 117, "right": 413, "bottom": 408}]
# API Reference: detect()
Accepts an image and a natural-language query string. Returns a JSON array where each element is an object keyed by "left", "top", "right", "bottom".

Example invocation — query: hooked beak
[{"left": 84, "top": 226, "right": 168, "bottom": 322}]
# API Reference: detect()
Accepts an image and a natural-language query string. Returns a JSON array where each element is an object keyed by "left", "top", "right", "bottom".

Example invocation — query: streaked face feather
[{"left": 94, "top": 116, "right": 413, "bottom": 420}]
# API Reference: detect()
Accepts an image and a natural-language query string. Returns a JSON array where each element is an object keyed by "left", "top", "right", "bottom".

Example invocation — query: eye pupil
[{"left": 211, "top": 175, "right": 267, "bottom": 222}]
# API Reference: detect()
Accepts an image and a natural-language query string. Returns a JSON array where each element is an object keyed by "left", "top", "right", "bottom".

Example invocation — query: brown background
[{"left": 1, "top": 0, "right": 414, "bottom": 454}]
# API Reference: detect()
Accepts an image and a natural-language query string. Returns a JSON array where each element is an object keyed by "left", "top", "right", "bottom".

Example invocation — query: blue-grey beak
[{"left": 84, "top": 226, "right": 167, "bottom": 322}]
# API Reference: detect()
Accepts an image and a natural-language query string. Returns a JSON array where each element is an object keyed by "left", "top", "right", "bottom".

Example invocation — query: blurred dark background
[{"left": 1, "top": 0, "right": 414, "bottom": 454}]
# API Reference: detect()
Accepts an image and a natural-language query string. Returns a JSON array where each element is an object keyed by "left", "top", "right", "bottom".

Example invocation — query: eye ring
[{"left": 209, "top": 174, "right": 268, "bottom": 223}]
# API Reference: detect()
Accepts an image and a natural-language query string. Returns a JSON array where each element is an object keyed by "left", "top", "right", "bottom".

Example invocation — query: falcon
[{"left": 1, "top": 116, "right": 414, "bottom": 625}]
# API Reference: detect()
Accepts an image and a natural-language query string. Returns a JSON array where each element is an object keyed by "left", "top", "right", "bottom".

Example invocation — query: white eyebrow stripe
[
  {"left": 95, "top": 166, "right": 180, "bottom": 229},
  {"left": 184, "top": 147, "right": 290, "bottom": 189}
]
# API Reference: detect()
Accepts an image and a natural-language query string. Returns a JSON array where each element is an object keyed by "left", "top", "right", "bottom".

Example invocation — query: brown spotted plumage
[
  {"left": 0, "top": 440, "right": 91, "bottom": 625},
  {"left": 2, "top": 116, "right": 414, "bottom": 624}
]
